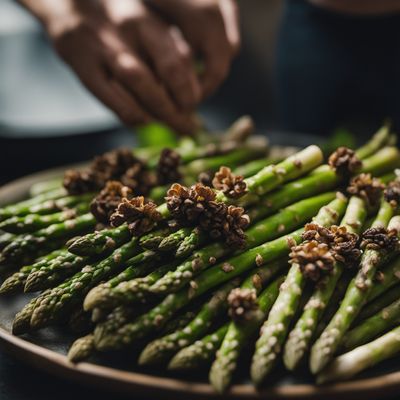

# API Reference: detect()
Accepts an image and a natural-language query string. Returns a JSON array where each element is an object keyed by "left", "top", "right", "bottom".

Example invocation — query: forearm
[{"left": 309, "top": 0, "right": 400, "bottom": 15}]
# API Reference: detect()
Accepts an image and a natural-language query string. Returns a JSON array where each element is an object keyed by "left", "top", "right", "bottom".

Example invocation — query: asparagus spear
[
  {"left": 24, "top": 252, "right": 88, "bottom": 293},
  {"left": 317, "top": 325, "right": 400, "bottom": 384},
  {"left": 0, "top": 232, "right": 16, "bottom": 251},
  {"left": 354, "top": 122, "right": 391, "bottom": 160},
  {"left": 150, "top": 192, "right": 336, "bottom": 295},
  {"left": 0, "top": 192, "right": 93, "bottom": 221},
  {"left": 29, "top": 178, "right": 63, "bottom": 197},
  {"left": 83, "top": 252, "right": 171, "bottom": 310},
  {"left": 0, "top": 213, "right": 96, "bottom": 265},
  {"left": 283, "top": 195, "right": 367, "bottom": 370},
  {"left": 158, "top": 227, "right": 193, "bottom": 252},
  {"left": 175, "top": 228, "right": 205, "bottom": 259},
  {"left": 363, "top": 257, "right": 400, "bottom": 305},
  {"left": 84, "top": 259, "right": 179, "bottom": 311},
  {"left": 94, "top": 196, "right": 346, "bottom": 351},
  {"left": 68, "top": 334, "right": 95, "bottom": 363},
  {"left": 67, "top": 224, "right": 132, "bottom": 256},
  {"left": 357, "top": 284, "right": 400, "bottom": 322},
  {"left": 310, "top": 213, "right": 400, "bottom": 374},
  {"left": 342, "top": 297, "right": 400, "bottom": 350},
  {"left": 138, "top": 278, "right": 242, "bottom": 366},
  {"left": 209, "top": 275, "right": 284, "bottom": 393},
  {"left": 168, "top": 325, "right": 229, "bottom": 371},
  {"left": 25, "top": 239, "right": 141, "bottom": 331},
  {"left": 0, "top": 249, "right": 65, "bottom": 294},
  {"left": 0, "top": 203, "right": 89, "bottom": 234}
]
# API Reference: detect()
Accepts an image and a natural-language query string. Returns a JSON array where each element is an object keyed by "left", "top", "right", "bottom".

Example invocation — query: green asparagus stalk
[
  {"left": 0, "top": 203, "right": 90, "bottom": 234},
  {"left": 363, "top": 257, "right": 400, "bottom": 305},
  {"left": 0, "top": 192, "right": 93, "bottom": 221},
  {"left": 150, "top": 192, "right": 336, "bottom": 295},
  {"left": 25, "top": 239, "right": 141, "bottom": 331},
  {"left": 209, "top": 275, "right": 284, "bottom": 393},
  {"left": 83, "top": 251, "right": 170, "bottom": 310},
  {"left": 138, "top": 278, "right": 242, "bottom": 366},
  {"left": 68, "top": 334, "right": 95, "bottom": 363},
  {"left": 0, "top": 188, "right": 67, "bottom": 220},
  {"left": 357, "top": 284, "right": 400, "bottom": 322},
  {"left": 310, "top": 212, "right": 400, "bottom": 374},
  {"left": 342, "top": 297, "right": 400, "bottom": 350},
  {"left": 0, "top": 249, "right": 65, "bottom": 294},
  {"left": 29, "top": 178, "right": 63, "bottom": 197},
  {"left": 138, "top": 228, "right": 171, "bottom": 250},
  {"left": 0, "top": 213, "right": 96, "bottom": 265},
  {"left": 0, "top": 232, "right": 16, "bottom": 251},
  {"left": 314, "top": 270, "right": 353, "bottom": 339},
  {"left": 283, "top": 195, "right": 367, "bottom": 371},
  {"left": 94, "top": 196, "right": 346, "bottom": 351},
  {"left": 354, "top": 122, "right": 391, "bottom": 160},
  {"left": 317, "top": 325, "right": 400, "bottom": 384},
  {"left": 158, "top": 227, "right": 193, "bottom": 252},
  {"left": 175, "top": 228, "right": 206, "bottom": 259},
  {"left": 24, "top": 252, "right": 88, "bottom": 293},
  {"left": 67, "top": 224, "right": 132, "bottom": 256},
  {"left": 184, "top": 146, "right": 267, "bottom": 177},
  {"left": 84, "top": 259, "right": 179, "bottom": 311},
  {"left": 168, "top": 324, "right": 229, "bottom": 371}
]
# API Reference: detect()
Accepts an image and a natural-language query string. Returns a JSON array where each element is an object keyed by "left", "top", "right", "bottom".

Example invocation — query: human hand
[
  {"left": 147, "top": 0, "right": 241, "bottom": 98},
  {"left": 25, "top": 0, "right": 200, "bottom": 133}
]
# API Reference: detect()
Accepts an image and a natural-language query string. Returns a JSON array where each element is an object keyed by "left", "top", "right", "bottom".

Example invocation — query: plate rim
[{"left": 1, "top": 165, "right": 400, "bottom": 399}]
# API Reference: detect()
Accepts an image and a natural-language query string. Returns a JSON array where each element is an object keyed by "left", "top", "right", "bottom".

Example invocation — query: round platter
[{"left": 1, "top": 166, "right": 400, "bottom": 400}]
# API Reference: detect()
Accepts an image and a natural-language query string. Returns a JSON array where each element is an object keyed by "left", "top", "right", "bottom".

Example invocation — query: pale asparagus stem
[
  {"left": 317, "top": 326, "right": 400, "bottom": 384},
  {"left": 357, "top": 284, "right": 400, "bottom": 322},
  {"left": 209, "top": 276, "right": 284, "bottom": 393},
  {"left": 283, "top": 196, "right": 367, "bottom": 370},
  {"left": 150, "top": 192, "right": 336, "bottom": 295},
  {"left": 250, "top": 198, "right": 349, "bottom": 386},
  {"left": 138, "top": 278, "right": 241, "bottom": 366},
  {"left": 68, "top": 334, "right": 95, "bottom": 363},
  {"left": 343, "top": 297, "right": 400, "bottom": 351},
  {"left": 310, "top": 212, "right": 400, "bottom": 375},
  {"left": 168, "top": 325, "right": 229, "bottom": 371},
  {"left": 95, "top": 197, "right": 346, "bottom": 352}
]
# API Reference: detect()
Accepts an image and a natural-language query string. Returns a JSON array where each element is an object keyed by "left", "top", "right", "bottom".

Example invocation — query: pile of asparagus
[{"left": 2, "top": 117, "right": 400, "bottom": 391}]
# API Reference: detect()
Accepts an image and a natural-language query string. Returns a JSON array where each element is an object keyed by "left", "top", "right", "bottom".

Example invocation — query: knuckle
[{"left": 115, "top": 53, "right": 146, "bottom": 81}]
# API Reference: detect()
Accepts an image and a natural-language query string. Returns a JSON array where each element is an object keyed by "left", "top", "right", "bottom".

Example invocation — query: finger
[
  {"left": 199, "top": 14, "right": 232, "bottom": 97},
  {"left": 219, "top": 0, "right": 241, "bottom": 54},
  {"left": 139, "top": 21, "right": 201, "bottom": 110},
  {"left": 110, "top": 51, "right": 196, "bottom": 134},
  {"left": 79, "top": 64, "right": 152, "bottom": 126}
]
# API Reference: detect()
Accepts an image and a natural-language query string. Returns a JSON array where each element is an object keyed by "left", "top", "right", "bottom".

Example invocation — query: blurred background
[{"left": 1, "top": 0, "right": 399, "bottom": 184}]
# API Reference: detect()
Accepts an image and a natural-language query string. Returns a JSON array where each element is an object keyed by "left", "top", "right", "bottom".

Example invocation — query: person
[
  {"left": 16, "top": 0, "right": 240, "bottom": 134},
  {"left": 17, "top": 0, "right": 400, "bottom": 135}
]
